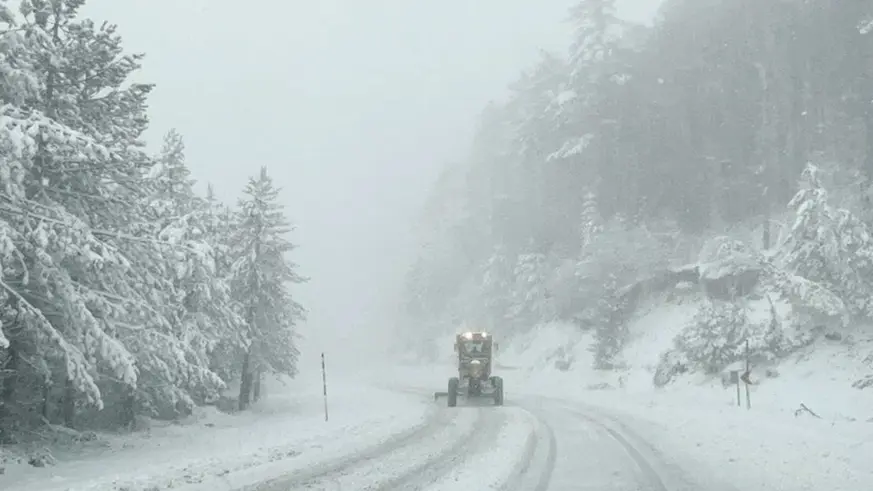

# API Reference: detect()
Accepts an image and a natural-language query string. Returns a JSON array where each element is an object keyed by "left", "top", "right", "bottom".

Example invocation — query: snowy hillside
[{"left": 500, "top": 299, "right": 873, "bottom": 424}]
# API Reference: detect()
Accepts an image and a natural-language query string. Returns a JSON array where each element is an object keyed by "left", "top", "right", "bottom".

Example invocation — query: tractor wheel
[
  {"left": 492, "top": 376, "right": 504, "bottom": 406},
  {"left": 447, "top": 377, "right": 459, "bottom": 407}
]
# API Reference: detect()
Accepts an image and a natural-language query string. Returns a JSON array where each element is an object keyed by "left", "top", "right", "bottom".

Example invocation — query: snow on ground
[
  {"left": 425, "top": 408, "right": 540, "bottom": 491},
  {"left": 571, "top": 392, "right": 873, "bottom": 491},
  {"left": 487, "top": 304, "right": 873, "bottom": 491},
  {"left": 619, "top": 292, "right": 702, "bottom": 388},
  {"left": 6, "top": 297, "right": 873, "bottom": 491},
  {"left": 1, "top": 375, "right": 433, "bottom": 491}
]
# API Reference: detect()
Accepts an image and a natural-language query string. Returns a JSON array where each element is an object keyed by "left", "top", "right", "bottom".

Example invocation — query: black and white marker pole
[{"left": 321, "top": 352, "right": 329, "bottom": 422}]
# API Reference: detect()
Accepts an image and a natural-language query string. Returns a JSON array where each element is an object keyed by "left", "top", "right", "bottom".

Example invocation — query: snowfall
[{"left": 3, "top": 301, "right": 873, "bottom": 490}]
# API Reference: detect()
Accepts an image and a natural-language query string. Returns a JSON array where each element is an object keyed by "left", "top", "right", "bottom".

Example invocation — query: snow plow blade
[{"left": 433, "top": 391, "right": 449, "bottom": 401}]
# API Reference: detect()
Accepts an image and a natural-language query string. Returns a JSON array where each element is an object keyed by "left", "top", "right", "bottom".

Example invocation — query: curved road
[{"left": 246, "top": 389, "right": 730, "bottom": 491}]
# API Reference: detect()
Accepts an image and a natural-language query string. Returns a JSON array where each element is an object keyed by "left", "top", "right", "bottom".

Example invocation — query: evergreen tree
[
  {"left": 781, "top": 164, "right": 873, "bottom": 321},
  {"left": 0, "top": 3, "right": 309, "bottom": 436},
  {"left": 674, "top": 300, "right": 749, "bottom": 374},
  {"left": 230, "top": 167, "right": 305, "bottom": 410},
  {"left": 590, "top": 272, "right": 626, "bottom": 370}
]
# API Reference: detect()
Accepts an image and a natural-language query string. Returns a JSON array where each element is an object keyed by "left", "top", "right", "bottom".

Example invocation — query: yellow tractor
[{"left": 444, "top": 331, "right": 504, "bottom": 407}]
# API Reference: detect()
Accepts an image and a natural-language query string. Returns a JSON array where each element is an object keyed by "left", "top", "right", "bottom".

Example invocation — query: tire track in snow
[
  {"left": 551, "top": 399, "right": 739, "bottom": 491},
  {"left": 248, "top": 406, "right": 493, "bottom": 491},
  {"left": 381, "top": 384, "right": 558, "bottom": 490},
  {"left": 497, "top": 407, "right": 557, "bottom": 491},
  {"left": 572, "top": 410, "right": 669, "bottom": 491},
  {"left": 422, "top": 404, "right": 557, "bottom": 491},
  {"left": 370, "top": 406, "right": 506, "bottom": 490},
  {"left": 244, "top": 404, "right": 455, "bottom": 491}
]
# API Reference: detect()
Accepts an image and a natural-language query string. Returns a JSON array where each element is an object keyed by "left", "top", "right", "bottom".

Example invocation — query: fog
[{"left": 82, "top": 0, "right": 662, "bottom": 375}]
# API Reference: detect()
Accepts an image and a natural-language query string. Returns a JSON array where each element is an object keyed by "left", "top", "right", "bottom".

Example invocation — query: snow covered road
[
  {"left": 7, "top": 369, "right": 869, "bottom": 490},
  {"left": 236, "top": 383, "right": 725, "bottom": 491},
  {"left": 248, "top": 403, "right": 540, "bottom": 491}
]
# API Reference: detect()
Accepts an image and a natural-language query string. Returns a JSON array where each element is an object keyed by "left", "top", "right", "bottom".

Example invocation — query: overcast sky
[{"left": 82, "top": 0, "right": 662, "bottom": 374}]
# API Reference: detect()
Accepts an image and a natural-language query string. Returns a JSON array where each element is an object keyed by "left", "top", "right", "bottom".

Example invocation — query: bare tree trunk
[
  {"left": 252, "top": 370, "right": 262, "bottom": 403},
  {"left": 0, "top": 340, "right": 18, "bottom": 442},
  {"left": 61, "top": 376, "right": 75, "bottom": 428},
  {"left": 121, "top": 384, "right": 136, "bottom": 430},
  {"left": 238, "top": 349, "right": 252, "bottom": 411},
  {"left": 865, "top": 108, "right": 873, "bottom": 181},
  {"left": 41, "top": 381, "right": 50, "bottom": 422}
]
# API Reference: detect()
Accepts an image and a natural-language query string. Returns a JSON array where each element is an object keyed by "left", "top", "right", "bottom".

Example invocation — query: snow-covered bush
[{"left": 673, "top": 300, "right": 751, "bottom": 374}]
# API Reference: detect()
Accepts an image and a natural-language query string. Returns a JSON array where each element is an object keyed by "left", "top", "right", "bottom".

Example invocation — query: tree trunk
[
  {"left": 238, "top": 349, "right": 253, "bottom": 411},
  {"left": 252, "top": 370, "right": 262, "bottom": 403},
  {"left": 865, "top": 107, "right": 873, "bottom": 181},
  {"left": 121, "top": 384, "right": 136, "bottom": 430},
  {"left": 61, "top": 376, "right": 75, "bottom": 428},
  {"left": 41, "top": 381, "right": 50, "bottom": 422},
  {"left": 0, "top": 341, "right": 18, "bottom": 442}
]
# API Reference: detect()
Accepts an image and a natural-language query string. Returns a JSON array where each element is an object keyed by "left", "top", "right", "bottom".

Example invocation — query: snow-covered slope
[
  {"left": 491, "top": 304, "right": 873, "bottom": 491},
  {"left": 502, "top": 295, "right": 873, "bottom": 421}
]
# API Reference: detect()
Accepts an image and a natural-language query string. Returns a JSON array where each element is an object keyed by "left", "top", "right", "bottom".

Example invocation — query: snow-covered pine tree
[
  {"left": 152, "top": 130, "right": 195, "bottom": 214},
  {"left": 200, "top": 184, "right": 247, "bottom": 383},
  {"left": 4, "top": 3, "right": 230, "bottom": 426},
  {"left": 0, "top": 5, "right": 147, "bottom": 430},
  {"left": 508, "top": 252, "right": 556, "bottom": 332},
  {"left": 556, "top": 0, "right": 628, "bottom": 154},
  {"left": 674, "top": 300, "right": 749, "bottom": 374},
  {"left": 589, "top": 272, "right": 627, "bottom": 369},
  {"left": 477, "top": 245, "right": 515, "bottom": 333},
  {"left": 144, "top": 132, "right": 245, "bottom": 409},
  {"left": 579, "top": 191, "right": 602, "bottom": 249},
  {"left": 567, "top": 0, "right": 626, "bottom": 83},
  {"left": 781, "top": 163, "right": 873, "bottom": 321},
  {"left": 21, "top": 0, "right": 154, "bottom": 228},
  {"left": 230, "top": 167, "right": 306, "bottom": 410}
]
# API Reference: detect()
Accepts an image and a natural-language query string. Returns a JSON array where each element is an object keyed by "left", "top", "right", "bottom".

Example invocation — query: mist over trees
[
  {"left": 402, "top": 0, "right": 873, "bottom": 374},
  {"left": 0, "top": 0, "right": 306, "bottom": 443}
]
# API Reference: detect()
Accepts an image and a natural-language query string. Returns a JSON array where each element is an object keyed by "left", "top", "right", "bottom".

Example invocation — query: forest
[
  {"left": 402, "top": 0, "right": 873, "bottom": 376},
  {"left": 0, "top": 0, "right": 306, "bottom": 443}
]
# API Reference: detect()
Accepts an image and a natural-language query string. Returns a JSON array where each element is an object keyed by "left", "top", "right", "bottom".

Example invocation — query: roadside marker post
[{"left": 322, "top": 352, "right": 329, "bottom": 422}]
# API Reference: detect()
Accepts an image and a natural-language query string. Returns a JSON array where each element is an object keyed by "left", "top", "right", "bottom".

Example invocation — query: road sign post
[
  {"left": 743, "top": 340, "right": 751, "bottom": 409},
  {"left": 322, "top": 352, "right": 329, "bottom": 422}
]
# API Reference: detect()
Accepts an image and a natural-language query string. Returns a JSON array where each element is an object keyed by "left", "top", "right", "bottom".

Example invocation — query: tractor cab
[
  {"left": 454, "top": 331, "right": 494, "bottom": 359},
  {"left": 454, "top": 331, "right": 497, "bottom": 381}
]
